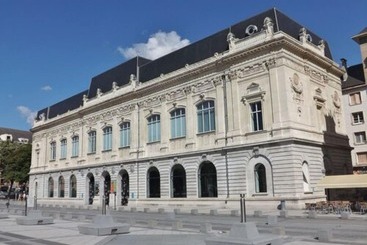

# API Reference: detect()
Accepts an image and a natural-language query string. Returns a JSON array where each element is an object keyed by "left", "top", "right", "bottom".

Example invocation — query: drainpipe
[
  {"left": 136, "top": 102, "right": 140, "bottom": 199},
  {"left": 222, "top": 71, "right": 230, "bottom": 199}
]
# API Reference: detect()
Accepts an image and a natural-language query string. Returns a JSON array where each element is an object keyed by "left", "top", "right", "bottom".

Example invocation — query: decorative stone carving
[
  {"left": 241, "top": 83, "right": 266, "bottom": 104},
  {"left": 332, "top": 91, "right": 341, "bottom": 109},
  {"left": 97, "top": 88, "right": 103, "bottom": 98},
  {"left": 227, "top": 32, "right": 238, "bottom": 50},
  {"left": 263, "top": 17, "right": 274, "bottom": 36},
  {"left": 290, "top": 73, "right": 303, "bottom": 94},
  {"left": 313, "top": 88, "right": 326, "bottom": 109},
  {"left": 112, "top": 82, "right": 119, "bottom": 91}
]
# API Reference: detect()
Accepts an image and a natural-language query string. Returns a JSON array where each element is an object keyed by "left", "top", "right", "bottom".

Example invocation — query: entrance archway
[
  {"left": 102, "top": 171, "right": 111, "bottom": 206},
  {"left": 87, "top": 173, "right": 95, "bottom": 205},
  {"left": 119, "top": 170, "right": 129, "bottom": 206},
  {"left": 171, "top": 164, "right": 186, "bottom": 198},
  {"left": 198, "top": 161, "right": 217, "bottom": 197},
  {"left": 147, "top": 167, "right": 160, "bottom": 198}
]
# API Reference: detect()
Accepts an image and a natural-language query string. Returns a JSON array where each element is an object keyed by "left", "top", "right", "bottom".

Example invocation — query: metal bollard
[
  {"left": 24, "top": 196, "right": 27, "bottom": 216},
  {"left": 102, "top": 196, "right": 106, "bottom": 215}
]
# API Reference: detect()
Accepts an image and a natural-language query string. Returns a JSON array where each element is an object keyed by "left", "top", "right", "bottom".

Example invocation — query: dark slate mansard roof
[
  {"left": 36, "top": 8, "right": 332, "bottom": 121},
  {"left": 342, "top": 27, "right": 367, "bottom": 89}
]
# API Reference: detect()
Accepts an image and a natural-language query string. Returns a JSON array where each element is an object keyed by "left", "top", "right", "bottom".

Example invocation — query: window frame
[
  {"left": 71, "top": 135, "right": 79, "bottom": 157},
  {"left": 147, "top": 114, "right": 161, "bottom": 143},
  {"left": 50, "top": 141, "right": 56, "bottom": 161},
  {"left": 352, "top": 112, "right": 364, "bottom": 125},
  {"left": 197, "top": 100, "right": 216, "bottom": 134},
  {"left": 103, "top": 126, "right": 113, "bottom": 151},
  {"left": 60, "top": 139, "right": 67, "bottom": 159},
  {"left": 120, "top": 122, "right": 131, "bottom": 148},
  {"left": 170, "top": 108, "right": 186, "bottom": 139},
  {"left": 250, "top": 101, "right": 263, "bottom": 132},
  {"left": 349, "top": 92, "right": 362, "bottom": 105},
  {"left": 88, "top": 131, "right": 97, "bottom": 154},
  {"left": 355, "top": 131, "right": 367, "bottom": 144}
]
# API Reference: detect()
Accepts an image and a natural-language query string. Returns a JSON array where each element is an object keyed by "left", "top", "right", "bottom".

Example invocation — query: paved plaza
[{"left": 0, "top": 200, "right": 366, "bottom": 245}]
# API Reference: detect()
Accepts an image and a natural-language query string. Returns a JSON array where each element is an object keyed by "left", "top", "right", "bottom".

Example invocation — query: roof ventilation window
[
  {"left": 245, "top": 25, "right": 258, "bottom": 36},
  {"left": 306, "top": 34, "right": 312, "bottom": 42}
]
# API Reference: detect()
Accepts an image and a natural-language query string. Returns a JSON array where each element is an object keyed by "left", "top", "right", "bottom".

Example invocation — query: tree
[{"left": 0, "top": 141, "right": 32, "bottom": 198}]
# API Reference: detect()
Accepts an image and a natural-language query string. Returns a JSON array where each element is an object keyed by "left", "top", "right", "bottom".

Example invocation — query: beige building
[
  {"left": 29, "top": 9, "right": 351, "bottom": 210},
  {"left": 342, "top": 27, "right": 367, "bottom": 174}
]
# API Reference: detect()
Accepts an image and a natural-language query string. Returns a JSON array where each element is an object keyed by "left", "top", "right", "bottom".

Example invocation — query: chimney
[
  {"left": 341, "top": 58, "right": 348, "bottom": 69},
  {"left": 352, "top": 27, "right": 367, "bottom": 83},
  {"left": 340, "top": 58, "right": 348, "bottom": 82}
]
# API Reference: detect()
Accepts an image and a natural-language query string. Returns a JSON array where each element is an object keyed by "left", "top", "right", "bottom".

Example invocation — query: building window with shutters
[
  {"left": 357, "top": 152, "right": 367, "bottom": 165},
  {"left": 349, "top": 92, "right": 362, "bottom": 105}
]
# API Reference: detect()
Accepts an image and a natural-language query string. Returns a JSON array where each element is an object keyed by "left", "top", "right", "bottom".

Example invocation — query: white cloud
[
  {"left": 41, "top": 85, "right": 52, "bottom": 91},
  {"left": 117, "top": 31, "right": 190, "bottom": 60},
  {"left": 17, "top": 106, "right": 37, "bottom": 126}
]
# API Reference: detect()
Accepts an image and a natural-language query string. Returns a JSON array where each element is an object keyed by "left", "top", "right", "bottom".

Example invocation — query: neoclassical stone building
[{"left": 29, "top": 9, "right": 352, "bottom": 210}]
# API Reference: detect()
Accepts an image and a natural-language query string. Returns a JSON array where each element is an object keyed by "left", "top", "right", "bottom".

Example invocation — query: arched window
[
  {"left": 48, "top": 177, "right": 54, "bottom": 198},
  {"left": 254, "top": 163, "right": 267, "bottom": 193},
  {"left": 171, "top": 164, "right": 186, "bottom": 198},
  {"left": 147, "top": 167, "right": 160, "bottom": 198},
  {"left": 171, "top": 108, "right": 186, "bottom": 138},
  {"left": 199, "top": 161, "right": 217, "bottom": 197},
  {"left": 302, "top": 161, "right": 311, "bottom": 192},
  {"left": 70, "top": 175, "right": 77, "bottom": 198},
  {"left": 103, "top": 126, "right": 113, "bottom": 151},
  {"left": 197, "top": 101, "right": 215, "bottom": 133},
  {"left": 147, "top": 115, "right": 161, "bottom": 142},
  {"left": 58, "top": 176, "right": 65, "bottom": 197}
]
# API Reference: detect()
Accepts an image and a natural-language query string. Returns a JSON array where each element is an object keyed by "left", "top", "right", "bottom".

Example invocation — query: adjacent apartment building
[
  {"left": 0, "top": 127, "right": 32, "bottom": 185},
  {"left": 342, "top": 27, "right": 367, "bottom": 175},
  {"left": 29, "top": 9, "right": 352, "bottom": 210}
]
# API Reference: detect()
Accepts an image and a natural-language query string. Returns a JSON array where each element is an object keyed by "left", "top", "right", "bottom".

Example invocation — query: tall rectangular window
[
  {"left": 148, "top": 115, "right": 161, "bottom": 143},
  {"left": 120, "top": 122, "right": 130, "bottom": 147},
  {"left": 103, "top": 126, "right": 112, "bottom": 151},
  {"left": 250, "top": 101, "right": 263, "bottom": 131},
  {"left": 88, "top": 131, "right": 96, "bottom": 153},
  {"left": 352, "top": 112, "right": 364, "bottom": 124},
  {"left": 50, "top": 141, "right": 56, "bottom": 160},
  {"left": 197, "top": 101, "right": 215, "bottom": 133},
  {"left": 171, "top": 108, "right": 186, "bottom": 138},
  {"left": 355, "top": 132, "right": 366, "bottom": 144},
  {"left": 60, "top": 139, "right": 67, "bottom": 159},
  {"left": 350, "top": 92, "right": 361, "bottom": 105},
  {"left": 71, "top": 136, "right": 79, "bottom": 157}
]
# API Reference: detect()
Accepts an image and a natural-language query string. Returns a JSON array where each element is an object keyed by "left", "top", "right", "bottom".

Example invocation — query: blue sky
[{"left": 1, "top": 0, "right": 366, "bottom": 131}]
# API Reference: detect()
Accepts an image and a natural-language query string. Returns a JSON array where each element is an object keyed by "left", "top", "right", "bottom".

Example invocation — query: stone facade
[{"left": 29, "top": 10, "right": 351, "bottom": 210}]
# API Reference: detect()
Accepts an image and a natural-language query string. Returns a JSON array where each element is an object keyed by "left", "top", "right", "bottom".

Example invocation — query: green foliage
[{"left": 0, "top": 141, "right": 32, "bottom": 184}]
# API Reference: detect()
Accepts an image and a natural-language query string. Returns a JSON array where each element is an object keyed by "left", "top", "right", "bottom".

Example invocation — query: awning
[{"left": 317, "top": 174, "right": 367, "bottom": 189}]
